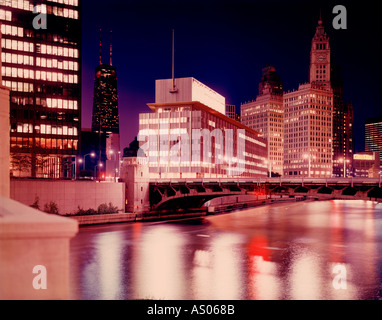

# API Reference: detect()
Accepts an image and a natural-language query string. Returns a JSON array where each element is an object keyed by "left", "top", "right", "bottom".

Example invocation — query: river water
[{"left": 69, "top": 200, "right": 382, "bottom": 300}]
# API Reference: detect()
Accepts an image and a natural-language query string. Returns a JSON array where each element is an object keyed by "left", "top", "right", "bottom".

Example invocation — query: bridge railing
[{"left": 149, "top": 177, "right": 382, "bottom": 186}]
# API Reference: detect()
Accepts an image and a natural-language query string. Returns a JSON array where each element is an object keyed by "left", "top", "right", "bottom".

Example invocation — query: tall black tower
[{"left": 91, "top": 29, "right": 120, "bottom": 179}]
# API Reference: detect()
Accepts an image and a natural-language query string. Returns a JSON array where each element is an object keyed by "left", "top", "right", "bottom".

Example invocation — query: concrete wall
[
  {"left": 10, "top": 180, "right": 125, "bottom": 215},
  {"left": 0, "top": 195, "right": 78, "bottom": 300}
]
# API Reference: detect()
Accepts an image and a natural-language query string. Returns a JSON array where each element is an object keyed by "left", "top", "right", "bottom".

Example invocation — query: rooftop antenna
[
  {"left": 170, "top": 29, "right": 178, "bottom": 93},
  {"left": 109, "top": 30, "right": 113, "bottom": 66},
  {"left": 99, "top": 28, "right": 103, "bottom": 65}
]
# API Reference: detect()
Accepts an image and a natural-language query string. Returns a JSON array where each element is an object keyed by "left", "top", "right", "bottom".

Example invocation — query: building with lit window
[
  {"left": 225, "top": 104, "right": 236, "bottom": 120},
  {"left": 331, "top": 65, "right": 354, "bottom": 177},
  {"left": 0, "top": 0, "right": 81, "bottom": 178},
  {"left": 365, "top": 117, "right": 382, "bottom": 167},
  {"left": 138, "top": 78, "right": 268, "bottom": 179},
  {"left": 283, "top": 84, "right": 333, "bottom": 177},
  {"left": 241, "top": 65, "right": 284, "bottom": 176},
  {"left": 353, "top": 152, "right": 380, "bottom": 178},
  {"left": 283, "top": 19, "right": 333, "bottom": 178},
  {"left": 91, "top": 31, "right": 120, "bottom": 180}
]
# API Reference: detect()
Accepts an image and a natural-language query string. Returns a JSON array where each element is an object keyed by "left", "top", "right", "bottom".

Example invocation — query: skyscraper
[
  {"left": 241, "top": 65, "right": 284, "bottom": 176},
  {"left": 331, "top": 64, "right": 354, "bottom": 177},
  {"left": 283, "top": 18, "right": 333, "bottom": 178},
  {"left": 1, "top": 0, "right": 81, "bottom": 179},
  {"left": 365, "top": 117, "right": 382, "bottom": 165},
  {"left": 91, "top": 30, "right": 120, "bottom": 179}
]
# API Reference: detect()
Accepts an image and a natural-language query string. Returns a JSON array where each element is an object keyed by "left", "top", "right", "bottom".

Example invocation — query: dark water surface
[{"left": 69, "top": 200, "right": 382, "bottom": 300}]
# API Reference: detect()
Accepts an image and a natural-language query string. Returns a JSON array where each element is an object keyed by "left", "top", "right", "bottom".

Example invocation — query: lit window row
[
  {"left": 1, "top": 52, "right": 34, "bottom": 66},
  {"left": 1, "top": 0, "right": 34, "bottom": 11},
  {"left": 47, "top": 98, "right": 78, "bottom": 110},
  {"left": 1, "top": 38, "right": 34, "bottom": 52},
  {"left": 1, "top": 53, "right": 78, "bottom": 70},
  {"left": 2, "top": 80, "right": 33, "bottom": 92},
  {"left": 1, "top": 24, "right": 24, "bottom": 37},
  {"left": 0, "top": 9, "right": 12, "bottom": 21},
  {"left": 2, "top": 66, "right": 78, "bottom": 84},
  {"left": 46, "top": 5, "right": 79, "bottom": 19},
  {"left": 11, "top": 137, "right": 78, "bottom": 151},
  {"left": 39, "top": 124, "right": 78, "bottom": 136},
  {"left": 139, "top": 117, "right": 188, "bottom": 125},
  {"left": 1, "top": 0, "right": 78, "bottom": 14},
  {"left": 14, "top": 123, "right": 78, "bottom": 136},
  {"left": 39, "top": 44, "right": 78, "bottom": 58},
  {"left": 48, "top": 0, "right": 79, "bottom": 6},
  {"left": 2, "top": 66, "right": 34, "bottom": 79},
  {"left": 36, "top": 57, "right": 78, "bottom": 71},
  {"left": 36, "top": 71, "right": 78, "bottom": 83}
]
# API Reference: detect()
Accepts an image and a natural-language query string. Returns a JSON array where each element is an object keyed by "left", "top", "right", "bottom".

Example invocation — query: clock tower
[{"left": 309, "top": 18, "right": 331, "bottom": 90}]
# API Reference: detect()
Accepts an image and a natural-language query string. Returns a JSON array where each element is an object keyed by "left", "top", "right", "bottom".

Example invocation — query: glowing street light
[
  {"left": 339, "top": 158, "right": 350, "bottom": 178},
  {"left": 83, "top": 152, "right": 96, "bottom": 171},
  {"left": 94, "top": 162, "right": 103, "bottom": 180}
]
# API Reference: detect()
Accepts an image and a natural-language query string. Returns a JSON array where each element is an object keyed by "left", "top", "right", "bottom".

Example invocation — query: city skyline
[{"left": 81, "top": 0, "right": 381, "bottom": 154}]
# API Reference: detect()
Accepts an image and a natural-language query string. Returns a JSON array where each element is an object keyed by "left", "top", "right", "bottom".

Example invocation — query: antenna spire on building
[
  {"left": 99, "top": 28, "right": 103, "bottom": 65},
  {"left": 110, "top": 30, "right": 113, "bottom": 66},
  {"left": 170, "top": 29, "right": 178, "bottom": 93}
]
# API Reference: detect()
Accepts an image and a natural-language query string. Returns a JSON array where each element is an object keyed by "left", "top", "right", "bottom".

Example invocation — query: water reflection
[
  {"left": 247, "top": 235, "right": 281, "bottom": 300},
  {"left": 70, "top": 200, "right": 382, "bottom": 300},
  {"left": 288, "top": 248, "right": 324, "bottom": 300},
  {"left": 95, "top": 232, "right": 123, "bottom": 300},
  {"left": 210, "top": 233, "right": 245, "bottom": 300},
  {"left": 132, "top": 224, "right": 186, "bottom": 300}
]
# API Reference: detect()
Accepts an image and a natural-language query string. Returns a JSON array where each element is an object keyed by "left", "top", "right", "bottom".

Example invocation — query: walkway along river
[{"left": 69, "top": 200, "right": 382, "bottom": 300}]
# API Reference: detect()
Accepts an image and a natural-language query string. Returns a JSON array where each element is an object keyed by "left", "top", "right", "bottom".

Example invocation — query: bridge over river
[{"left": 149, "top": 177, "right": 382, "bottom": 212}]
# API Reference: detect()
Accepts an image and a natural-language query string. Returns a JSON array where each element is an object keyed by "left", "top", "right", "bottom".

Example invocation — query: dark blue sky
[{"left": 81, "top": 0, "right": 382, "bottom": 153}]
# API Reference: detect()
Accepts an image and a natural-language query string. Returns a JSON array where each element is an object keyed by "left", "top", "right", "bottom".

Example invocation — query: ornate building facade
[
  {"left": 241, "top": 65, "right": 284, "bottom": 176},
  {"left": 283, "top": 19, "right": 333, "bottom": 178}
]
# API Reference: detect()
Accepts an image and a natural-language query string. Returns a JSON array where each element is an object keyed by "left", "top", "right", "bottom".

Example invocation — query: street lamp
[
  {"left": 83, "top": 152, "right": 96, "bottom": 171},
  {"left": 94, "top": 162, "right": 103, "bottom": 180},
  {"left": 339, "top": 158, "right": 350, "bottom": 178},
  {"left": 118, "top": 151, "right": 121, "bottom": 178}
]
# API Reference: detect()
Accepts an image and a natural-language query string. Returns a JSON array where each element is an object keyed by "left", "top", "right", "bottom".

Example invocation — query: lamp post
[
  {"left": 83, "top": 152, "right": 96, "bottom": 171},
  {"left": 339, "top": 158, "right": 350, "bottom": 178},
  {"left": 117, "top": 151, "right": 121, "bottom": 180},
  {"left": 94, "top": 162, "right": 103, "bottom": 181}
]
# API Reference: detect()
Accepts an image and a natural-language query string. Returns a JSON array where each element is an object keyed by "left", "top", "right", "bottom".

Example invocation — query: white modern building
[
  {"left": 138, "top": 77, "right": 268, "bottom": 179},
  {"left": 155, "top": 77, "right": 226, "bottom": 115}
]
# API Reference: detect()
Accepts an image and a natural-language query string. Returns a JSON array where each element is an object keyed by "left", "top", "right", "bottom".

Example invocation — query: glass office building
[
  {"left": 139, "top": 101, "right": 268, "bottom": 179},
  {"left": 0, "top": 0, "right": 81, "bottom": 178}
]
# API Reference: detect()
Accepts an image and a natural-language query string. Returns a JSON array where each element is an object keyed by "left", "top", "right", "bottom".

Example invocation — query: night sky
[{"left": 81, "top": 0, "right": 382, "bottom": 153}]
